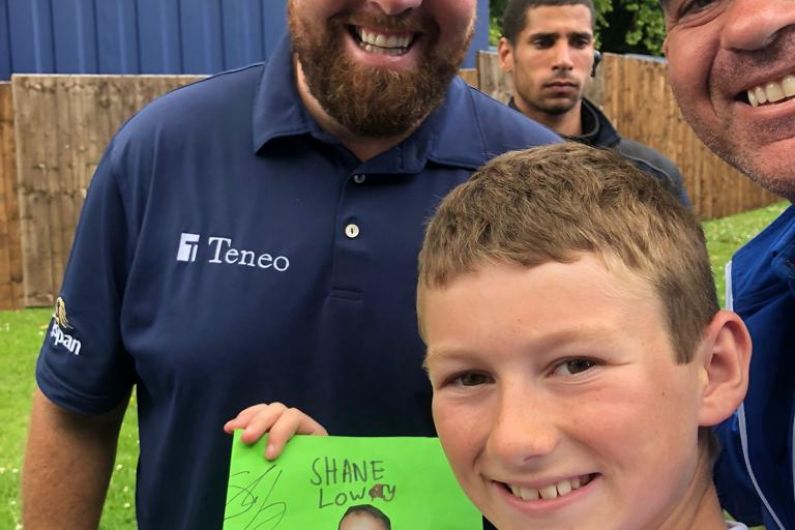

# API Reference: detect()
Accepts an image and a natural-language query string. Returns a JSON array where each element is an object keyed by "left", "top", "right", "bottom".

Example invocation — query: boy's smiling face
[{"left": 422, "top": 256, "right": 713, "bottom": 530}]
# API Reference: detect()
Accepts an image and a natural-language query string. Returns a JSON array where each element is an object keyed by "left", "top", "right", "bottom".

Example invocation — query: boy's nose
[
  {"left": 486, "top": 391, "right": 560, "bottom": 466},
  {"left": 720, "top": 0, "right": 795, "bottom": 51}
]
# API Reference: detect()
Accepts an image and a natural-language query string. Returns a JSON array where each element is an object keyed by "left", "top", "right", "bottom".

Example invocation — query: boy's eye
[
  {"left": 452, "top": 372, "right": 492, "bottom": 387},
  {"left": 552, "top": 358, "right": 597, "bottom": 377}
]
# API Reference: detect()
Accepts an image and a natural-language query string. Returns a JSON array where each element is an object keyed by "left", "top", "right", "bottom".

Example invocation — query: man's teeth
[
  {"left": 747, "top": 75, "right": 795, "bottom": 107},
  {"left": 356, "top": 28, "right": 413, "bottom": 56},
  {"left": 508, "top": 476, "right": 585, "bottom": 501}
]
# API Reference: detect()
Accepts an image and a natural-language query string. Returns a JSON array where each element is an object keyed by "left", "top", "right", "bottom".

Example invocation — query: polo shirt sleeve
[{"left": 36, "top": 138, "right": 136, "bottom": 415}]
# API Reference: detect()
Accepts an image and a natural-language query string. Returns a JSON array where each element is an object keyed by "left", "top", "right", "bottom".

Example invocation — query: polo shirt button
[
  {"left": 345, "top": 223, "right": 360, "bottom": 239},
  {"left": 353, "top": 174, "right": 367, "bottom": 184}
]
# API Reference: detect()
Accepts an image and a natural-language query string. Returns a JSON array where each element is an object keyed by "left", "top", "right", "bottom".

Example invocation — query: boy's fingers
[
  {"left": 224, "top": 403, "right": 287, "bottom": 443},
  {"left": 223, "top": 403, "right": 274, "bottom": 433},
  {"left": 265, "top": 409, "right": 328, "bottom": 460},
  {"left": 239, "top": 403, "right": 288, "bottom": 444}
]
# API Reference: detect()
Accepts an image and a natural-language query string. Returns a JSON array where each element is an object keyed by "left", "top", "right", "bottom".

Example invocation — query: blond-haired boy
[{"left": 418, "top": 143, "right": 751, "bottom": 530}]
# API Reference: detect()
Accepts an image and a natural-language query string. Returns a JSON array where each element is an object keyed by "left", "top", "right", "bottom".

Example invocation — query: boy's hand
[{"left": 224, "top": 402, "right": 328, "bottom": 460}]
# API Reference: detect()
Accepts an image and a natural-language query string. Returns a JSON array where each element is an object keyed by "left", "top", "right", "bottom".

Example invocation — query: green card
[{"left": 224, "top": 433, "right": 482, "bottom": 529}]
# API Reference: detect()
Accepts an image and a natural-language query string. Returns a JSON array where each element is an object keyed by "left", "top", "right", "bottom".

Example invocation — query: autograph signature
[{"left": 225, "top": 465, "right": 287, "bottom": 529}]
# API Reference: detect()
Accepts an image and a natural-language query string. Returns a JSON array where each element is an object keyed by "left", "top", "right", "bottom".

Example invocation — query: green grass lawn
[
  {"left": 0, "top": 201, "right": 788, "bottom": 529},
  {"left": 0, "top": 308, "right": 137, "bottom": 529},
  {"left": 702, "top": 201, "right": 789, "bottom": 307}
]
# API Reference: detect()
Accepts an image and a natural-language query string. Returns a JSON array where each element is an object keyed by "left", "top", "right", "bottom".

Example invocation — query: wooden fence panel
[
  {"left": 0, "top": 83, "right": 23, "bottom": 310},
  {"left": 458, "top": 69, "right": 479, "bottom": 89},
  {"left": 13, "top": 75, "right": 202, "bottom": 307},
  {"left": 476, "top": 51, "right": 778, "bottom": 220},
  {"left": 478, "top": 51, "right": 512, "bottom": 104}
]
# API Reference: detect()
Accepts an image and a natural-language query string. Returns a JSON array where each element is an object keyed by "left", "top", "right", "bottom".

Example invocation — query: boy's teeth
[
  {"left": 540, "top": 484, "right": 558, "bottom": 499},
  {"left": 747, "top": 75, "right": 795, "bottom": 107},
  {"left": 557, "top": 480, "right": 572, "bottom": 496},
  {"left": 508, "top": 476, "right": 587, "bottom": 501},
  {"left": 509, "top": 485, "right": 540, "bottom": 500}
]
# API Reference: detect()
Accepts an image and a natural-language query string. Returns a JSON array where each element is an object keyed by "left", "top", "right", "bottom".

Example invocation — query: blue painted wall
[{"left": 0, "top": 0, "right": 490, "bottom": 80}]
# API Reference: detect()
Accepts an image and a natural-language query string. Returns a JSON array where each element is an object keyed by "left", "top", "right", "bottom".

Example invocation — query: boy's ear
[
  {"left": 498, "top": 37, "right": 514, "bottom": 73},
  {"left": 697, "top": 310, "right": 751, "bottom": 427}
]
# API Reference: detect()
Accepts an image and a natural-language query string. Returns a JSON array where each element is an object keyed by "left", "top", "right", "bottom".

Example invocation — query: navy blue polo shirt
[{"left": 36, "top": 35, "right": 559, "bottom": 529}]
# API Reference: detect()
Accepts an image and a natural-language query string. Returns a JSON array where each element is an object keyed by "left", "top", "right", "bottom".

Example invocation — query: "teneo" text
[{"left": 207, "top": 237, "right": 290, "bottom": 272}]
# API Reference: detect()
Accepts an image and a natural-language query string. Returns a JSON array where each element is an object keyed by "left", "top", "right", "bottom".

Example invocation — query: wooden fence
[
  {"left": 0, "top": 83, "right": 22, "bottom": 310},
  {"left": 0, "top": 62, "right": 781, "bottom": 308},
  {"left": 11, "top": 75, "right": 202, "bottom": 308},
  {"left": 477, "top": 51, "right": 778, "bottom": 219}
]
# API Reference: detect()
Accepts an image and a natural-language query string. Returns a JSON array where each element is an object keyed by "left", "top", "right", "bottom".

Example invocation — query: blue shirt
[
  {"left": 35, "top": 35, "right": 559, "bottom": 529},
  {"left": 716, "top": 204, "right": 795, "bottom": 530}
]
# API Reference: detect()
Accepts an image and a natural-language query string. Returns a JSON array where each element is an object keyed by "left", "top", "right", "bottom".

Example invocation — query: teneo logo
[
  {"left": 176, "top": 233, "right": 290, "bottom": 272},
  {"left": 177, "top": 233, "right": 200, "bottom": 262},
  {"left": 50, "top": 322, "right": 82, "bottom": 355}
]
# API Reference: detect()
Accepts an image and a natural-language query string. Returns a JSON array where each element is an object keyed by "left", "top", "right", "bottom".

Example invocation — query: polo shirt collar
[
  {"left": 252, "top": 35, "right": 489, "bottom": 172},
  {"left": 252, "top": 35, "right": 317, "bottom": 151}
]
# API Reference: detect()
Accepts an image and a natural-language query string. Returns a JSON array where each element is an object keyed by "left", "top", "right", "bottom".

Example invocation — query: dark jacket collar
[{"left": 508, "top": 96, "right": 620, "bottom": 148}]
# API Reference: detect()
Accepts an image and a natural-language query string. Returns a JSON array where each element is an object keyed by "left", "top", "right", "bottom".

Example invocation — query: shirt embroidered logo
[
  {"left": 177, "top": 233, "right": 201, "bottom": 262},
  {"left": 176, "top": 232, "right": 291, "bottom": 271},
  {"left": 50, "top": 324, "right": 82, "bottom": 355},
  {"left": 54, "top": 296, "right": 71, "bottom": 329}
]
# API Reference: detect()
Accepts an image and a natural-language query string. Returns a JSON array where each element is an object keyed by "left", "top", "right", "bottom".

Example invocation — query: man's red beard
[{"left": 289, "top": 7, "right": 472, "bottom": 138}]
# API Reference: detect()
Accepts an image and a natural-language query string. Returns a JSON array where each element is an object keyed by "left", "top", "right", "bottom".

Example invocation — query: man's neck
[
  {"left": 294, "top": 59, "right": 419, "bottom": 162},
  {"left": 514, "top": 97, "right": 583, "bottom": 137}
]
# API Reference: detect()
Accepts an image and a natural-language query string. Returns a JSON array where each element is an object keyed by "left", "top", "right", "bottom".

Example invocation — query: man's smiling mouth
[
  {"left": 349, "top": 26, "right": 418, "bottom": 57},
  {"left": 504, "top": 473, "right": 597, "bottom": 501},
  {"left": 746, "top": 74, "right": 795, "bottom": 107}
]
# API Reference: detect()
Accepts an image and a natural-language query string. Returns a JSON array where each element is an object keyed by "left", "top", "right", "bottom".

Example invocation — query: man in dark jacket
[{"left": 498, "top": 0, "right": 689, "bottom": 205}]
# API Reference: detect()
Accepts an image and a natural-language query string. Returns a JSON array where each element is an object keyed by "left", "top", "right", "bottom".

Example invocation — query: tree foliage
[
  {"left": 489, "top": 0, "right": 665, "bottom": 56},
  {"left": 618, "top": 0, "right": 666, "bottom": 55}
]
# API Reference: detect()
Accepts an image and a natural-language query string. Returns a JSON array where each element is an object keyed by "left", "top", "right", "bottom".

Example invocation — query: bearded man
[{"left": 21, "top": 1, "right": 558, "bottom": 529}]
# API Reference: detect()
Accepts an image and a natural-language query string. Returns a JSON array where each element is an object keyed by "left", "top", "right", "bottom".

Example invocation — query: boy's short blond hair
[{"left": 419, "top": 143, "right": 718, "bottom": 364}]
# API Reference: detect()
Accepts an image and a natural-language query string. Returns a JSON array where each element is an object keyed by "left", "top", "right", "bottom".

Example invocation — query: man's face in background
[{"left": 499, "top": 4, "right": 595, "bottom": 119}]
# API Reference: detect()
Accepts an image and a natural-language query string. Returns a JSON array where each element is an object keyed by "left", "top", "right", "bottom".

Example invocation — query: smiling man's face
[
  {"left": 663, "top": 0, "right": 795, "bottom": 200},
  {"left": 288, "top": 0, "right": 476, "bottom": 138}
]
